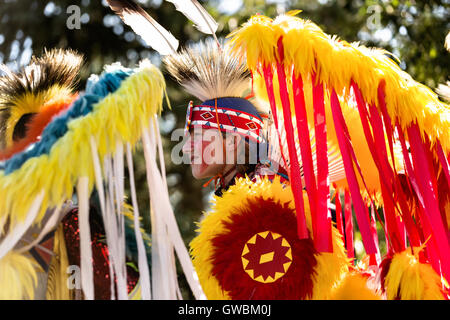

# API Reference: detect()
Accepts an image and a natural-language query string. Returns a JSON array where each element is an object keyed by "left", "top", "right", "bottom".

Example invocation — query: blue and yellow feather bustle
[{"left": 0, "top": 56, "right": 200, "bottom": 299}]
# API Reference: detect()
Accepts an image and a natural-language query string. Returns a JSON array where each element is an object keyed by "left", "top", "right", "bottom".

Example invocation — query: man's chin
[
  {"left": 191, "top": 167, "right": 205, "bottom": 179},
  {"left": 191, "top": 165, "right": 217, "bottom": 180}
]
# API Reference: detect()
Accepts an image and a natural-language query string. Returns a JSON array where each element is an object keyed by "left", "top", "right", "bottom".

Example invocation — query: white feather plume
[
  {"left": 164, "top": 40, "right": 251, "bottom": 102},
  {"left": 107, "top": 0, "right": 179, "bottom": 55}
]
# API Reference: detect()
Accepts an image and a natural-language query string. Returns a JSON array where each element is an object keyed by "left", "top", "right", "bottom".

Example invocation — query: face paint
[{"left": 182, "top": 128, "right": 226, "bottom": 179}]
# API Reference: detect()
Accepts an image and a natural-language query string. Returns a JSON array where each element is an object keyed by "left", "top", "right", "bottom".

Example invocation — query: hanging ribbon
[
  {"left": 275, "top": 66, "right": 309, "bottom": 239},
  {"left": 330, "top": 88, "right": 377, "bottom": 255},
  {"left": 435, "top": 141, "right": 450, "bottom": 190},
  {"left": 407, "top": 123, "right": 450, "bottom": 281},
  {"left": 263, "top": 57, "right": 308, "bottom": 240},
  {"left": 311, "top": 72, "right": 332, "bottom": 252},
  {"left": 369, "top": 204, "right": 381, "bottom": 266},
  {"left": 291, "top": 72, "right": 322, "bottom": 246},
  {"left": 352, "top": 82, "right": 421, "bottom": 249}
]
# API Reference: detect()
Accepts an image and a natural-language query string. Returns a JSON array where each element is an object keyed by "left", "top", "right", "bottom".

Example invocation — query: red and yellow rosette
[{"left": 190, "top": 177, "right": 369, "bottom": 300}]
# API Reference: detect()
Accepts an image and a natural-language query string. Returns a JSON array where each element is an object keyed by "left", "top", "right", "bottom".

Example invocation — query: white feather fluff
[{"left": 164, "top": 41, "right": 251, "bottom": 102}]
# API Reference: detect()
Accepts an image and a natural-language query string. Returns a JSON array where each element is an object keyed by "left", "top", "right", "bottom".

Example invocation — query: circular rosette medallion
[
  {"left": 191, "top": 178, "right": 319, "bottom": 300},
  {"left": 241, "top": 231, "right": 292, "bottom": 283},
  {"left": 190, "top": 178, "right": 350, "bottom": 300}
]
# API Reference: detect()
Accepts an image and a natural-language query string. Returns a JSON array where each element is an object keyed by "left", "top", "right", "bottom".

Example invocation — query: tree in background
[{"left": 0, "top": 0, "right": 448, "bottom": 298}]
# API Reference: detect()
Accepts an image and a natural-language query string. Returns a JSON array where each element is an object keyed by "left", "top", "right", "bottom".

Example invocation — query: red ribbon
[
  {"left": 352, "top": 82, "right": 420, "bottom": 249},
  {"left": 273, "top": 59, "right": 309, "bottom": 239},
  {"left": 330, "top": 88, "right": 377, "bottom": 255},
  {"left": 292, "top": 72, "right": 325, "bottom": 249},
  {"left": 436, "top": 141, "right": 450, "bottom": 191},
  {"left": 407, "top": 123, "right": 450, "bottom": 281},
  {"left": 311, "top": 73, "right": 332, "bottom": 252}
]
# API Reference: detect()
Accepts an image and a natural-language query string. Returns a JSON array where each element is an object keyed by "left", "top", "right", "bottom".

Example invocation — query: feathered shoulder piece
[
  {"left": 0, "top": 49, "right": 83, "bottom": 151},
  {"left": 163, "top": 40, "right": 251, "bottom": 102}
]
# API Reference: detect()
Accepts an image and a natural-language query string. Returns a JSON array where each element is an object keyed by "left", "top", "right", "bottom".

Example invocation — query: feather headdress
[
  {"left": 164, "top": 40, "right": 252, "bottom": 102},
  {"left": 164, "top": 40, "right": 268, "bottom": 144}
]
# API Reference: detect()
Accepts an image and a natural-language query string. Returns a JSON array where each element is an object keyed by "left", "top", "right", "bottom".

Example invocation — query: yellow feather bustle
[
  {"left": 190, "top": 176, "right": 352, "bottom": 300},
  {"left": 228, "top": 14, "right": 449, "bottom": 203},
  {"left": 0, "top": 61, "right": 166, "bottom": 233},
  {"left": 384, "top": 249, "right": 449, "bottom": 300},
  {"left": 229, "top": 14, "right": 449, "bottom": 153},
  {"left": 0, "top": 48, "right": 83, "bottom": 150},
  {"left": 0, "top": 60, "right": 165, "bottom": 300}
]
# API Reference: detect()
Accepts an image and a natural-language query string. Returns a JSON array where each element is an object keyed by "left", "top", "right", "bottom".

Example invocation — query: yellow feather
[
  {"left": 385, "top": 249, "right": 448, "bottom": 300},
  {"left": 311, "top": 225, "right": 351, "bottom": 299},
  {"left": 0, "top": 251, "right": 39, "bottom": 300},
  {"left": 330, "top": 272, "right": 381, "bottom": 300},
  {"left": 46, "top": 225, "right": 71, "bottom": 300},
  {"left": 227, "top": 15, "right": 277, "bottom": 70}
]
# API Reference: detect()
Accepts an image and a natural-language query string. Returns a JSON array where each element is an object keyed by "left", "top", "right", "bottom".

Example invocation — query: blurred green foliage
[{"left": 0, "top": 0, "right": 448, "bottom": 298}]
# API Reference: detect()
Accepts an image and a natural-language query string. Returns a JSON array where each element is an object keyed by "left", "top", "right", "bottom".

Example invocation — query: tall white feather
[
  {"left": 142, "top": 121, "right": 173, "bottom": 299},
  {"left": 104, "top": 156, "right": 119, "bottom": 299},
  {"left": 104, "top": 154, "right": 128, "bottom": 300},
  {"left": 166, "top": 0, "right": 218, "bottom": 35},
  {"left": 112, "top": 142, "right": 129, "bottom": 300},
  {"left": 77, "top": 177, "right": 94, "bottom": 300},
  {"left": 93, "top": 150, "right": 127, "bottom": 300},
  {"left": 154, "top": 118, "right": 184, "bottom": 300},
  {"left": 153, "top": 117, "right": 181, "bottom": 299},
  {"left": 107, "top": 0, "right": 179, "bottom": 55},
  {"left": 142, "top": 116, "right": 206, "bottom": 300},
  {"left": 126, "top": 143, "right": 152, "bottom": 300},
  {"left": 0, "top": 190, "right": 44, "bottom": 260},
  {"left": 166, "top": 0, "right": 220, "bottom": 48}
]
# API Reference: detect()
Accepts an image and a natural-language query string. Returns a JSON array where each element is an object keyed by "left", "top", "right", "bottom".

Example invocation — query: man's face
[{"left": 182, "top": 128, "right": 238, "bottom": 179}]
